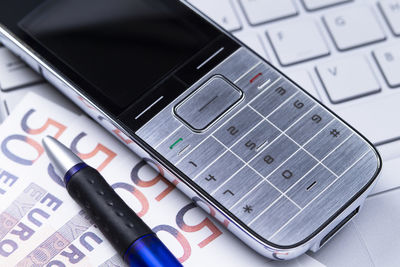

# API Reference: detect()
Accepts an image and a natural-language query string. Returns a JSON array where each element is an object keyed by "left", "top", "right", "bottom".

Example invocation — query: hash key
[{"left": 304, "top": 120, "right": 352, "bottom": 160}]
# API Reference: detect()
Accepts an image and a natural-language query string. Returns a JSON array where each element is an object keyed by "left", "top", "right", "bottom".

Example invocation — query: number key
[
  {"left": 268, "top": 92, "right": 315, "bottom": 131},
  {"left": 232, "top": 120, "right": 280, "bottom": 162},
  {"left": 250, "top": 80, "right": 297, "bottom": 117},
  {"left": 214, "top": 107, "right": 262, "bottom": 147},
  {"left": 287, "top": 105, "right": 334, "bottom": 145},
  {"left": 212, "top": 167, "right": 262, "bottom": 209}
]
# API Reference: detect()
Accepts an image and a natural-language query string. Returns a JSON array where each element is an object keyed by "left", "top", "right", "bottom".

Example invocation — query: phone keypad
[
  {"left": 212, "top": 167, "right": 262, "bottom": 209},
  {"left": 214, "top": 107, "right": 263, "bottom": 147},
  {"left": 177, "top": 137, "right": 225, "bottom": 178},
  {"left": 249, "top": 135, "right": 299, "bottom": 177},
  {"left": 137, "top": 48, "right": 379, "bottom": 246},
  {"left": 196, "top": 151, "right": 244, "bottom": 192},
  {"left": 231, "top": 120, "right": 280, "bottom": 162}
]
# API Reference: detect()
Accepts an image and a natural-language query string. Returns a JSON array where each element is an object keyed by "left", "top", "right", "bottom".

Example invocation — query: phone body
[{"left": 0, "top": 0, "right": 382, "bottom": 260}]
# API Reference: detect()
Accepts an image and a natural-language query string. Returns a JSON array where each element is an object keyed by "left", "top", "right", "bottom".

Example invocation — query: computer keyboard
[{"left": 187, "top": 0, "right": 400, "bottom": 147}]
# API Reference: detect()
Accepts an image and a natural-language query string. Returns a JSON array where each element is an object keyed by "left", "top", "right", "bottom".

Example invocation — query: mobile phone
[{"left": 0, "top": 0, "right": 382, "bottom": 260}]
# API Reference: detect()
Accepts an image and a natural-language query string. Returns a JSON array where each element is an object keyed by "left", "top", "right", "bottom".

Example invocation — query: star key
[{"left": 243, "top": 204, "right": 253, "bottom": 214}]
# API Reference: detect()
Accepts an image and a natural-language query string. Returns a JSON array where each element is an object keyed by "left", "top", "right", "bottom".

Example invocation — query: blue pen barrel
[
  {"left": 125, "top": 234, "right": 182, "bottom": 267},
  {"left": 65, "top": 164, "right": 182, "bottom": 266}
]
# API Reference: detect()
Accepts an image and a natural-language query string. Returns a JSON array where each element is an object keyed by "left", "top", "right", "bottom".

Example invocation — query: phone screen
[{"left": 16, "top": 0, "right": 219, "bottom": 114}]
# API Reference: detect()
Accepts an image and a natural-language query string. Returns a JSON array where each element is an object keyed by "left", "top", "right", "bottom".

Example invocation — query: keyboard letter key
[
  {"left": 267, "top": 19, "right": 330, "bottom": 66},
  {"left": 374, "top": 45, "right": 400, "bottom": 88},
  {"left": 239, "top": 0, "right": 298, "bottom": 25},
  {"left": 302, "top": 0, "right": 352, "bottom": 11},
  {"left": 324, "top": 6, "right": 386, "bottom": 51},
  {"left": 316, "top": 55, "right": 381, "bottom": 103},
  {"left": 188, "top": 0, "right": 242, "bottom": 32},
  {"left": 379, "top": 0, "right": 400, "bottom": 36}
]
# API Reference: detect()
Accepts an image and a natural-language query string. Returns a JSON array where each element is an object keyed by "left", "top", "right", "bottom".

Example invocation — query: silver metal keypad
[
  {"left": 136, "top": 47, "right": 380, "bottom": 247},
  {"left": 250, "top": 79, "right": 297, "bottom": 117},
  {"left": 323, "top": 134, "right": 370, "bottom": 176},
  {"left": 174, "top": 76, "right": 243, "bottom": 132},
  {"left": 268, "top": 92, "right": 316, "bottom": 131},
  {"left": 231, "top": 120, "right": 280, "bottom": 161},
  {"left": 212, "top": 167, "right": 262, "bottom": 209},
  {"left": 155, "top": 126, "right": 205, "bottom": 164},
  {"left": 286, "top": 105, "right": 334, "bottom": 145},
  {"left": 249, "top": 135, "right": 299, "bottom": 177},
  {"left": 304, "top": 119, "right": 352, "bottom": 160},
  {"left": 176, "top": 137, "right": 225, "bottom": 178},
  {"left": 230, "top": 181, "right": 281, "bottom": 224},
  {"left": 268, "top": 149, "right": 318, "bottom": 192},
  {"left": 270, "top": 151, "right": 378, "bottom": 246},
  {"left": 250, "top": 197, "right": 300, "bottom": 239},
  {"left": 287, "top": 165, "right": 336, "bottom": 208},
  {"left": 196, "top": 151, "right": 244, "bottom": 192},
  {"left": 214, "top": 107, "right": 262, "bottom": 147},
  {"left": 235, "top": 63, "right": 281, "bottom": 100}
]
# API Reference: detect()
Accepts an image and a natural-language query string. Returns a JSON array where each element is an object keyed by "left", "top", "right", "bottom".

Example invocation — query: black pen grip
[{"left": 66, "top": 166, "right": 153, "bottom": 256}]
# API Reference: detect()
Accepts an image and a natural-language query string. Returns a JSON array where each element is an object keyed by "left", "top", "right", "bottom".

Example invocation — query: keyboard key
[
  {"left": 268, "top": 92, "right": 315, "bottom": 131},
  {"left": 214, "top": 107, "right": 263, "bottom": 147},
  {"left": 287, "top": 165, "right": 336, "bottom": 208},
  {"left": 212, "top": 167, "right": 262, "bottom": 209},
  {"left": 374, "top": 45, "right": 400, "bottom": 88},
  {"left": 196, "top": 151, "right": 244, "bottom": 192},
  {"left": 188, "top": 0, "right": 242, "bottom": 31},
  {"left": 302, "top": 0, "right": 352, "bottom": 11},
  {"left": 316, "top": 55, "right": 381, "bottom": 103},
  {"left": 336, "top": 93, "right": 400, "bottom": 145},
  {"left": 267, "top": 19, "right": 330, "bottom": 66},
  {"left": 323, "top": 6, "right": 386, "bottom": 51},
  {"left": 287, "top": 105, "right": 334, "bottom": 146},
  {"left": 250, "top": 135, "right": 299, "bottom": 178},
  {"left": 0, "top": 48, "right": 43, "bottom": 91},
  {"left": 234, "top": 31, "right": 268, "bottom": 60},
  {"left": 323, "top": 134, "right": 370, "bottom": 175},
  {"left": 379, "top": 0, "right": 400, "bottom": 36},
  {"left": 177, "top": 137, "right": 225, "bottom": 178},
  {"left": 239, "top": 0, "right": 298, "bottom": 26},
  {"left": 250, "top": 79, "right": 297, "bottom": 117},
  {"left": 268, "top": 149, "right": 317, "bottom": 192},
  {"left": 231, "top": 181, "right": 280, "bottom": 224},
  {"left": 232, "top": 120, "right": 280, "bottom": 162},
  {"left": 304, "top": 120, "right": 352, "bottom": 160},
  {"left": 250, "top": 197, "right": 299, "bottom": 239}
]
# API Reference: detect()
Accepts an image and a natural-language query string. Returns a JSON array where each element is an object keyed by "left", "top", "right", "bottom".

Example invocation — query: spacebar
[{"left": 336, "top": 94, "right": 400, "bottom": 145}]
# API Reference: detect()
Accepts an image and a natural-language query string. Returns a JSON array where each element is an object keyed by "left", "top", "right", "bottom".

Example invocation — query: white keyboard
[{"left": 188, "top": 0, "right": 400, "bottom": 148}]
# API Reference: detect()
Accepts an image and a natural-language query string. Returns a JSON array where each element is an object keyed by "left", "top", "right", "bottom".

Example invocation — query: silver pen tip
[{"left": 42, "top": 136, "right": 83, "bottom": 176}]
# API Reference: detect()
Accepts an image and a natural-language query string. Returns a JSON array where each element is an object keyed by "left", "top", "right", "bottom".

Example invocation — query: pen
[{"left": 42, "top": 136, "right": 182, "bottom": 267}]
